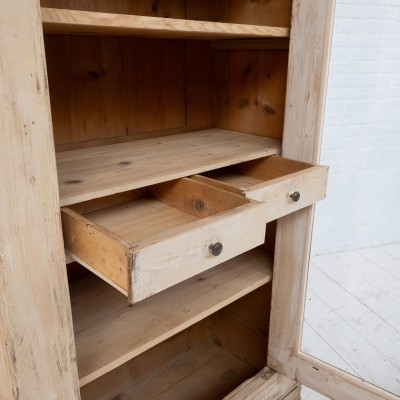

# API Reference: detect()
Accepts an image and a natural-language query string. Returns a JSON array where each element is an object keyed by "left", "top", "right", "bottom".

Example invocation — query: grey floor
[{"left": 301, "top": 242, "right": 400, "bottom": 399}]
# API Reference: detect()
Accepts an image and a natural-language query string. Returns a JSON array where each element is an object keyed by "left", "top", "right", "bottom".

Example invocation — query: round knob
[
  {"left": 289, "top": 191, "right": 301, "bottom": 202},
  {"left": 209, "top": 242, "right": 223, "bottom": 256}
]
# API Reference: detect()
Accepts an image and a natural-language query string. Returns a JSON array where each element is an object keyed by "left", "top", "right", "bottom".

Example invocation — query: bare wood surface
[
  {"left": 267, "top": 0, "right": 337, "bottom": 383},
  {"left": 63, "top": 178, "right": 266, "bottom": 302},
  {"left": 71, "top": 249, "right": 272, "bottom": 386},
  {"left": 41, "top": 7, "right": 290, "bottom": 39},
  {"left": 223, "top": 367, "right": 298, "bottom": 400},
  {"left": 118, "top": 340, "right": 257, "bottom": 399},
  {"left": 193, "top": 156, "right": 328, "bottom": 222},
  {"left": 57, "top": 129, "right": 281, "bottom": 206},
  {"left": 0, "top": 0, "right": 80, "bottom": 398},
  {"left": 211, "top": 39, "right": 290, "bottom": 50}
]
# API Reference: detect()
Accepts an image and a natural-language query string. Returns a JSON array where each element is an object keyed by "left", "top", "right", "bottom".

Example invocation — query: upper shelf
[
  {"left": 41, "top": 8, "right": 290, "bottom": 40},
  {"left": 57, "top": 129, "right": 281, "bottom": 206}
]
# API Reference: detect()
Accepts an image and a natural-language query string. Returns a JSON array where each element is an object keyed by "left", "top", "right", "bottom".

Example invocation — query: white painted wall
[{"left": 311, "top": 0, "right": 400, "bottom": 255}]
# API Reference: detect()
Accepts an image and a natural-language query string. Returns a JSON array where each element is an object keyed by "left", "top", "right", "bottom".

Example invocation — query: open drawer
[
  {"left": 193, "top": 156, "right": 328, "bottom": 222},
  {"left": 61, "top": 178, "right": 267, "bottom": 303}
]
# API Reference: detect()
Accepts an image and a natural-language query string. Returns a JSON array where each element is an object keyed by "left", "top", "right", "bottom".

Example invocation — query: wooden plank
[
  {"left": 132, "top": 199, "right": 266, "bottom": 302},
  {"left": 57, "top": 129, "right": 281, "bottom": 206},
  {"left": 72, "top": 249, "right": 272, "bottom": 386},
  {"left": 186, "top": 0, "right": 293, "bottom": 28},
  {"left": 0, "top": 0, "right": 80, "bottom": 397},
  {"left": 45, "top": 35, "right": 187, "bottom": 147},
  {"left": 41, "top": 0, "right": 187, "bottom": 18},
  {"left": 193, "top": 158, "right": 328, "bottom": 223},
  {"left": 118, "top": 341, "right": 257, "bottom": 399},
  {"left": 61, "top": 207, "right": 134, "bottom": 295},
  {"left": 41, "top": 8, "right": 290, "bottom": 39},
  {"left": 211, "top": 39, "right": 290, "bottom": 50},
  {"left": 64, "top": 178, "right": 266, "bottom": 302},
  {"left": 267, "top": 0, "right": 336, "bottom": 380},
  {"left": 223, "top": 368, "right": 298, "bottom": 400},
  {"left": 214, "top": 50, "right": 288, "bottom": 140}
]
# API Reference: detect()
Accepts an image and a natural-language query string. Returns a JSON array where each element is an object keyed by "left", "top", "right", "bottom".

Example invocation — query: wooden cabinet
[{"left": 9, "top": 1, "right": 391, "bottom": 400}]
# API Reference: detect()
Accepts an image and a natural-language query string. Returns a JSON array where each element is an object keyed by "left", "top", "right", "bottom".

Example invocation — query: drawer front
[
  {"left": 131, "top": 202, "right": 266, "bottom": 303},
  {"left": 246, "top": 165, "right": 328, "bottom": 222}
]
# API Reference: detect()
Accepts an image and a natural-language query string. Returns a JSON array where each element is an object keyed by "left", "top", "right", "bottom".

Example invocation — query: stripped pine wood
[
  {"left": 194, "top": 156, "right": 328, "bottom": 221},
  {"left": 57, "top": 129, "right": 281, "bottom": 206},
  {"left": 40, "top": 0, "right": 187, "bottom": 18},
  {"left": 118, "top": 341, "right": 257, "bottom": 399},
  {"left": 45, "top": 35, "right": 187, "bottom": 148},
  {"left": 41, "top": 8, "right": 290, "bottom": 39},
  {"left": 0, "top": 0, "right": 80, "bottom": 397},
  {"left": 71, "top": 249, "right": 272, "bottom": 386},
  {"left": 267, "top": 0, "right": 336, "bottom": 384},
  {"left": 62, "top": 178, "right": 267, "bottom": 302},
  {"left": 223, "top": 368, "right": 298, "bottom": 400}
]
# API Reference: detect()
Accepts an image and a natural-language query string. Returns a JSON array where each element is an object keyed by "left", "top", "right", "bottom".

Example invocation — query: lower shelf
[
  {"left": 71, "top": 249, "right": 272, "bottom": 386},
  {"left": 114, "top": 340, "right": 257, "bottom": 400}
]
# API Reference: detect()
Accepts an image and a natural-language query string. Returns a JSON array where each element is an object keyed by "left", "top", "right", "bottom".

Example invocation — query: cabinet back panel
[
  {"left": 214, "top": 49, "right": 288, "bottom": 139},
  {"left": 186, "top": 0, "right": 292, "bottom": 28},
  {"left": 41, "top": 0, "right": 292, "bottom": 27},
  {"left": 41, "top": 0, "right": 186, "bottom": 18},
  {"left": 45, "top": 35, "right": 189, "bottom": 149}
]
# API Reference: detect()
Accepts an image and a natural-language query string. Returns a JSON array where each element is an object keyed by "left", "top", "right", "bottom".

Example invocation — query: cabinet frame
[
  {"left": 1, "top": 0, "right": 397, "bottom": 399},
  {"left": 268, "top": 1, "right": 399, "bottom": 400}
]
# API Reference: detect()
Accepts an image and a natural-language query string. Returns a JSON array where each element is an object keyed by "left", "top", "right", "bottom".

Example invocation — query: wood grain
[
  {"left": 0, "top": 0, "right": 80, "bottom": 397},
  {"left": 193, "top": 156, "right": 329, "bottom": 222},
  {"left": 223, "top": 368, "right": 298, "bottom": 400},
  {"left": 213, "top": 50, "right": 288, "bottom": 140},
  {"left": 57, "top": 129, "right": 281, "bottom": 206},
  {"left": 44, "top": 35, "right": 186, "bottom": 146},
  {"left": 41, "top": 8, "right": 290, "bottom": 39},
  {"left": 186, "top": 0, "right": 293, "bottom": 28},
  {"left": 118, "top": 341, "right": 257, "bottom": 399},
  {"left": 41, "top": 0, "right": 186, "bottom": 18},
  {"left": 71, "top": 249, "right": 272, "bottom": 386}
]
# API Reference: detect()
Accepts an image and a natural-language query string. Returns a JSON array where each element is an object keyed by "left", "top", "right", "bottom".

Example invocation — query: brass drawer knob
[
  {"left": 209, "top": 242, "right": 223, "bottom": 256},
  {"left": 290, "top": 191, "right": 301, "bottom": 202}
]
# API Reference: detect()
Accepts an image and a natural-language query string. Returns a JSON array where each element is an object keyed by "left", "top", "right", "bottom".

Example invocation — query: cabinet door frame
[{"left": 267, "top": 1, "right": 399, "bottom": 399}]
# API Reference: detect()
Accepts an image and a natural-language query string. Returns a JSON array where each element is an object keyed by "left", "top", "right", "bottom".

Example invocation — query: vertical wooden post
[
  {"left": 0, "top": 0, "right": 80, "bottom": 398},
  {"left": 267, "top": 0, "right": 336, "bottom": 379}
]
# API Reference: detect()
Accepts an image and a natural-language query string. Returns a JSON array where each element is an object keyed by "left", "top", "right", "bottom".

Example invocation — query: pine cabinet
[{"left": 6, "top": 1, "right": 381, "bottom": 400}]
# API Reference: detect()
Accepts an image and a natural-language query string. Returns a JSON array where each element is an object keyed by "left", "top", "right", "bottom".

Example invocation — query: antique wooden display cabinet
[{"left": 3, "top": 1, "right": 392, "bottom": 399}]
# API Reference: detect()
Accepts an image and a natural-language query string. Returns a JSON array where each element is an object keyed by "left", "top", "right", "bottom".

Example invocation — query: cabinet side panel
[{"left": 0, "top": 0, "right": 80, "bottom": 398}]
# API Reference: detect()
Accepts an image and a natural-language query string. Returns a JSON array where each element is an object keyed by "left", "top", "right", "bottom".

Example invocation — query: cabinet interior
[{"left": 40, "top": 0, "right": 293, "bottom": 397}]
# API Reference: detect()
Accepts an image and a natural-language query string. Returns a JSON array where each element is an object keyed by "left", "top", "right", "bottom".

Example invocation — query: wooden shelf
[
  {"left": 113, "top": 340, "right": 257, "bottom": 400},
  {"left": 57, "top": 129, "right": 281, "bottom": 206},
  {"left": 70, "top": 249, "right": 272, "bottom": 386},
  {"left": 41, "top": 8, "right": 290, "bottom": 40}
]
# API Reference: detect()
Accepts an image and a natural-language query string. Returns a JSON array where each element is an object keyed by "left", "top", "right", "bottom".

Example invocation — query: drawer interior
[
  {"left": 68, "top": 178, "right": 250, "bottom": 245},
  {"left": 196, "top": 156, "right": 318, "bottom": 193}
]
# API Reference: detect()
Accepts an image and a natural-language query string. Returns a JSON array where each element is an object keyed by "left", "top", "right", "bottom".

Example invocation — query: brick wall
[{"left": 311, "top": 0, "right": 400, "bottom": 255}]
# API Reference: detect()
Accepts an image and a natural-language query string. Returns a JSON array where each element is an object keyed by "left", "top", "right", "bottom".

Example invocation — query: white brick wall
[{"left": 311, "top": 0, "right": 400, "bottom": 255}]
